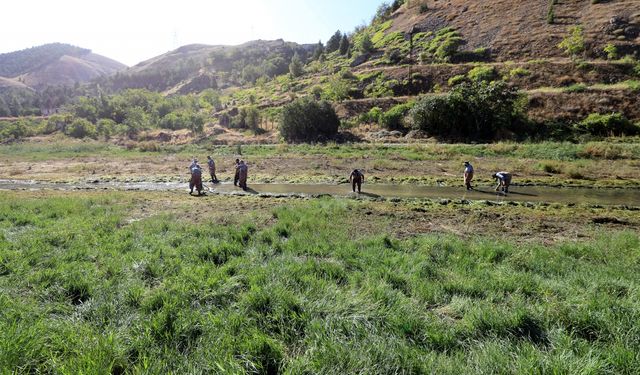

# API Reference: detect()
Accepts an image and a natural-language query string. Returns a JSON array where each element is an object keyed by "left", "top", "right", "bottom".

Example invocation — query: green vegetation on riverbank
[{"left": 1, "top": 193, "right": 639, "bottom": 373}]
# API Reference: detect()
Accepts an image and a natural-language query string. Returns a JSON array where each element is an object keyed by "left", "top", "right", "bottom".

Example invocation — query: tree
[
  {"left": 245, "top": 106, "right": 261, "bottom": 133},
  {"left": 326, "top": 30, "right": 342, "bottom": 53},
  {"left": 410, "top": 81, "right": 524, "bottom": 141},
  {"left": 357, "top": 33, "right": 374, "bottom": 54},
  {"left": 279, "top": 98, "right": 340, "bottom": 142},
  {"left": 312, "top": 41, "right": 324, "bottom": 60},
  {"left": 65, "top": 118, "right": 96, "bottom": 139},
  {"left": 339, "top": 35, "right": 350, "bottom": 56},
  {"left": 289, "top": 53, "right": 304, "bottom": 78}
]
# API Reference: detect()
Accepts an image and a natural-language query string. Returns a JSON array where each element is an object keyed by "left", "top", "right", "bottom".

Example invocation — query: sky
[{"left": 0, "top": 0, "right": 385, "bottom": 66}]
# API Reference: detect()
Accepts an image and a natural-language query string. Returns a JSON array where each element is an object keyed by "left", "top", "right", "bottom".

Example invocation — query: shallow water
[{"left": 1, "top": 179, "right": 639, "bottom": 206}]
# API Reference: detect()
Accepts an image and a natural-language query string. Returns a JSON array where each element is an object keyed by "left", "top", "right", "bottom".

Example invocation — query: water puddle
[{"left": 1, "top": 179, "right": 638, "bottom": 206}]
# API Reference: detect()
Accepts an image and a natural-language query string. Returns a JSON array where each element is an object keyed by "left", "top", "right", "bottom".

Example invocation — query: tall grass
[
  {"left": 1, "top": 194, "right": 639, "bottom": 373},
  {"left": 2, "top": 139, "right": 640, "bottom": 163}
]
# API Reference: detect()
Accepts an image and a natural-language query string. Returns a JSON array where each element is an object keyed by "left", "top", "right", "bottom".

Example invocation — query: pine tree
[
  {"left": 312, "top": 41, "right": 324, "bottom": 60},
  {"left": 326, "top": 30, "right": 342, "bottom": 53},
  {"left": 339, "top": 35, "right": 350, "bottom": 56},
  {"left": 289, "top": 53, "right": 304, "bottom": 77}
]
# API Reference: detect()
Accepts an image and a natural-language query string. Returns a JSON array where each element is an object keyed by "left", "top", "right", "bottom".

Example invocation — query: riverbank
[{"left": 1, "top": 139, "right": 639, "bottom": 188}]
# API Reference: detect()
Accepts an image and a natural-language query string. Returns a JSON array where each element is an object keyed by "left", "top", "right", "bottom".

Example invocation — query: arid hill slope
[
  {"left": 0, "top": 43, "right": 126, "bottom": 89},
  {"left": 393, "top": 0, "right": 640, "bottom": 60}
]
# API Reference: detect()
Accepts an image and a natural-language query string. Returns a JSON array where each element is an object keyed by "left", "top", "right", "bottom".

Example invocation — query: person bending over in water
[
  {"left": 463, "top": 161, "right": 474, "bottom": 190},
  {"left": 189, "top": 159, "right": 204, "bottom": 195},
  {"left": 493, "top": 171, "right": 512, "bottom": 193},
  {"left": 349, "top": 169, "right": 365, "bottom": 193}
]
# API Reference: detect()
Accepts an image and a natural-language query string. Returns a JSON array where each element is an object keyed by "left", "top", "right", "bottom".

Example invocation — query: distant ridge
[{"left": 0, "top": 43, "right": 127, "bottom": 89}]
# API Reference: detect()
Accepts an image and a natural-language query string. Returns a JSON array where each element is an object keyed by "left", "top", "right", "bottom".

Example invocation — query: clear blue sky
[{"left": 1, "top": 0, "right": 385, "bottom": 66}]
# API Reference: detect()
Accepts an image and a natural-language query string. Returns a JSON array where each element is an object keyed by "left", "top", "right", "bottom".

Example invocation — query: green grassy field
[{"left": 1, "top": 192, "right": 639, "bottom": 373}]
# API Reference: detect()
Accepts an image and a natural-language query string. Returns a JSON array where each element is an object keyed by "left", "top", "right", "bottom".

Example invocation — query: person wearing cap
[
  {"left": 349, "top": 169, "right": 365, "bottom": 193},
  {"left": 463, "top": 161, "right": 474, "bottom": 190},
  {"left": 493, "top": 171, "right": 512, "bottom": 193},
  {"left": 207, "top": 156, "right": 218, "bottom": 183}
]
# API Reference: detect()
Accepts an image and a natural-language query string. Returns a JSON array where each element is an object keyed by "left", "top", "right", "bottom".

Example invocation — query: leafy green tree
[
  {"left": 326, "top": 30, "right": 343, "bottom": 53},
  {"left": 96, "top": 119, "right": 117, "bottom": 139},
  {"left": 379, "top": 103, "right": 413, "bottom": 130},
  {"left": 576, "top": 113, "right": 639, "bottom": 136},
  {"left": 339, "top": 35, "right": 350, "bottom": 56},
  {"left": 245, "top": 106, "right": 261, "bottom": 133},
  {"left": 410, "top": 81, "right": 524, "bottom": 141},
  {"left": 65, "top": 118, "right": 96, "bottom": 139},
  {"left": 279, "top": 98, "right": 340, "bottom": 142},
  {"left": 289, "top": 53, "right": 304, "bottom": 78},
  {"left": 123, "top": 107, "right": 148, "bottom": 138}
]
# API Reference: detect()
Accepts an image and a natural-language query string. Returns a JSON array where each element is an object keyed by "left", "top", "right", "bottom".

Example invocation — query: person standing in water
[
  {"left": 493, "top": 171, "right": 512, "bottom": 193},
  {"left": 233, "top": 159, "right": 240, "bottom": 186},
  {"left": 207, "top": 156, "right": 218, "bottom": 183},
  {"left": 349, "top": 169, "right": 365, "bottom": 193},
  {"left": 237, "top": 160, "right": 249, "bottom": 191},
  {"left": 463, "top": 161, "right": 474, "bottom": 190}
]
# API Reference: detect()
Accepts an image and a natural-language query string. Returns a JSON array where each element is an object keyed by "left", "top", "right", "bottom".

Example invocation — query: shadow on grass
[{"left": 358, "top": 192, "right": 381, "bottom": 198}]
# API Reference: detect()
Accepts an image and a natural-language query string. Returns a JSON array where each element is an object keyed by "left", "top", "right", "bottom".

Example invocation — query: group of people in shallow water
[
  {"left": 188, "top": 156, "right": 248, "bottom": 195},
  {"left": 464, "top": 161, "right": 512, "bottom": 193},
  {"left": 188, "top": 158, "right": 512, "bottom": 196}
]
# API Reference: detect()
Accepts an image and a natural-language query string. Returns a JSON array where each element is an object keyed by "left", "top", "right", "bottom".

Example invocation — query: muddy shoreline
[{"left": 2, "top": 179, "right": 639, "bottom": 206}]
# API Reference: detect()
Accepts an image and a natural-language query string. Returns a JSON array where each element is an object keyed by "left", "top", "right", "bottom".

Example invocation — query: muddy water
[{"left": 1, "top": 179, "right": 638, "bottom": 206}]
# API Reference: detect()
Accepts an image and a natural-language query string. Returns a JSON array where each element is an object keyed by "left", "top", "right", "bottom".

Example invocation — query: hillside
[
  {"left": 2, "top": 0, "right": 640, "bottom": 136},
  {"left": 92, "top": 40, "right": 315, "bottom": 94},
  {"left": 0, "top": 43, "right": 126, "bottom": 89},
  {"left": 392, "top": 0, "right": 640, "bottom": 61}
]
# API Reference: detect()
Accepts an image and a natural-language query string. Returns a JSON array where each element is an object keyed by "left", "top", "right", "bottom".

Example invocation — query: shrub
[
  {"left": 379, "top": 102, "right": 413, "bottom": 130},
  {"left": 385, "top": 48, "right": 404, "bottom": 64},
  {"left": 422, "top": 27, "right": 464, "bottom": 62},
  {"left": 467, "top": 65, "right": 497, "bottom": 82},
  {"left": 603, "top": 43, "right": 619, "bottom": 60},
  {"left": 96, "top": 119, "right": 118, "bottom": 138},
  {"left": 563, "top": 83, "right": 587, "bottom": 93},
  {"left": 547, "top": 3, "right": 555, "bottom": 24},
  {"left": 508, "top": 68, "right": 531, "bottom": 78},
  {"left": 558, "top": 26, "right": 585, "bottom": 57},
  {"left": 365, "top": 107, "right": 383, "bottom": 123},
  {"left": 322, "top": 76, "right": 351, "bottom": 101},
  {"left": 279, "top": 98, "right": 340, "bottom": 142},
  {"left": 65, "top": 118, "right": 96, "bottom": 139},
  {"left": 410, "top": 81, "right": 524, "bottom": 141},
  {"left": 575, "top": 113, "right": 640, "bottom": 137},
  {"left": 626, "top": 80, "right": 640, "bottom": 92},
  {"left": 448, "top": 74, "right": 467, "bottom": 86}
]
